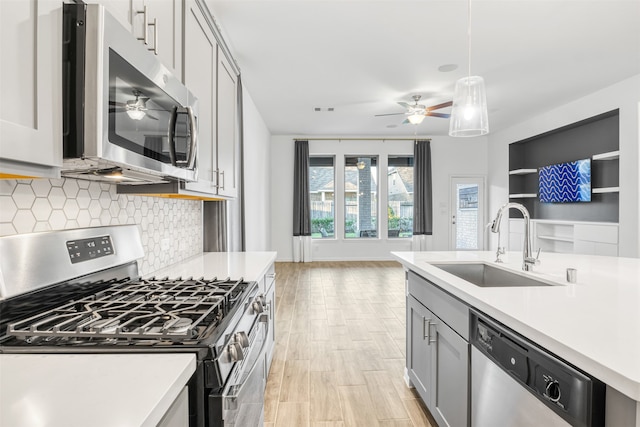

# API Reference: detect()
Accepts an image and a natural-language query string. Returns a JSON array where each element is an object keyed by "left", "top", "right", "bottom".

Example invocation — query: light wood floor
[{"left": 265, "top": 261, "right": 437, "bottom": 427}]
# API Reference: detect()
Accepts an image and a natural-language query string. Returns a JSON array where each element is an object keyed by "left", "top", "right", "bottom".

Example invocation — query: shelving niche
[
  {"left": 507, "top": 110, "right": 620, "bottom": 256},
  {"left": 509, "top": 219, "right": 619, "bottom": 256}
]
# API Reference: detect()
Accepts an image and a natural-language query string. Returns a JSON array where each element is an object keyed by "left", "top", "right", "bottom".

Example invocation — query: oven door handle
[{"left": 225, "top": 315, "right": 269, "bottom": 399}]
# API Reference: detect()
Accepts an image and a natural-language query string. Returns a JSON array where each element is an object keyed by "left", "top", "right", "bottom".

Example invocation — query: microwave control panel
[{"left": 66, "top": 235, "right": 114, "bottom": 264}]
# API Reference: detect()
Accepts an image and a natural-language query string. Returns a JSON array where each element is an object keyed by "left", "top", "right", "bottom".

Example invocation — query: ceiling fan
[
  {"left": 375, "top": 95, "right": 452, "bottom": 125},
  {"left": 109, "top": 89, "right": 158, "bottom": 121}
]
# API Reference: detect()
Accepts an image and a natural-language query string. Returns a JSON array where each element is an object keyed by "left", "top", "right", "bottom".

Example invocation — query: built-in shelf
[
  {"left": 509, "top": 193, "right": 537, "bottom": 198},
  {"left": 509, "top": 168, "right": 538, "bottom": 175},
  {"left": 592, "top": 187, "right": 620, "bottom": 194},
  {"left": 537, "top": 235, "right": 574, "bottom": 242},
  {"left": 592, "top": 150, "right": 620, "bottom": 161}
]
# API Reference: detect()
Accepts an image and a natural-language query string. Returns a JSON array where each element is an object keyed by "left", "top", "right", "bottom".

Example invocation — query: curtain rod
[{"left": 294, "top": 137, "right": 431, "bottom": 141}]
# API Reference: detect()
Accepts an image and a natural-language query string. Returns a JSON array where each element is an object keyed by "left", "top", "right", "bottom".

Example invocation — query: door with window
[{"left": 450, "top": 177, "right": 485, "bottom": 250}]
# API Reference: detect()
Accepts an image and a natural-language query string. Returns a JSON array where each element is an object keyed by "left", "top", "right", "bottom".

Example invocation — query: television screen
[{"left": 539, "top": 159, "right": 591, "bottom": 203}]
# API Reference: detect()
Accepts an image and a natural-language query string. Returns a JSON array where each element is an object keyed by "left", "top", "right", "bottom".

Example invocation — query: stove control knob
[
  {"left": 545, "top": 380, "right": 561, "bottom": 403},
  {"left": 252, "top": 299, "right": 265, "bottom": 314},
  {"left": 227, "top": 342, "right": 244, "bottom": 362},
  {"left": 235, "top": 331, "right": 249, "bottom": 348}
]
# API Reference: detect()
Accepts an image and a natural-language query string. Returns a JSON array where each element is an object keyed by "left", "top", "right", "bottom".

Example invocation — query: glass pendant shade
[
  {"left": 449, "top": 75, "right": 489, "bottom": 137},
  {"left": 407, "top": 113, "right": 425, "bottom": 125}
]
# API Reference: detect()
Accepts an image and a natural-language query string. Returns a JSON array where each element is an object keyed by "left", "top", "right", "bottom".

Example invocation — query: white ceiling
[{"left": 207, "top": 0, "right": 640, "bottom": 137}]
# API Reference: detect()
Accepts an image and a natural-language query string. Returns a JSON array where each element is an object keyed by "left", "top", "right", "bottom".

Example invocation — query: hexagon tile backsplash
[{"left": 0, "top": 178, "right": 203, "bottom": 275}]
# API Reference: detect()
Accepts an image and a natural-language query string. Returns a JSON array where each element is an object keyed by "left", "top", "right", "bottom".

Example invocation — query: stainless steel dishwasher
[{"left": 470, "top": 312, "right": 605, "bottom": 427}]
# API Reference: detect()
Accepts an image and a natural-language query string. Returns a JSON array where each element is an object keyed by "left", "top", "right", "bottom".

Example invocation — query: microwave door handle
[
  {"left": 168, "top": 107, "right": 178, "bottom": 166},
  {"left": 186, "top": 106, "right": 198, "bottom": 170}
]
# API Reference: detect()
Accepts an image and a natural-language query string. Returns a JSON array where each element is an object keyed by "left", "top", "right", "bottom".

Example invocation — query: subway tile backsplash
[{"left": 0, "top": 178, "right": 202, "bottom": 275}]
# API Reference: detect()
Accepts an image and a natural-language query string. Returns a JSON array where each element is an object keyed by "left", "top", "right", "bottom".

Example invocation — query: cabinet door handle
[
  {"left": 136, "top": 6, "right": 149, "bottom": 45},
  {"left": 423, "top": 317, "right": 431, "bottom": 341},
  {"left": 147, "top": 18, "right": 158, "bottom": 55},
  {"left": 428, "top": 321, "right": 437, "bottom": 345},
  {"left": 220, "top": 170, "right": 225, "bottom": 190}
]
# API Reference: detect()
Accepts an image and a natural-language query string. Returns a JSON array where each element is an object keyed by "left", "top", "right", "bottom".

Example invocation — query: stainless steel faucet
[{"left": 490, "top": 202, "right": 540, "bottom": 271}]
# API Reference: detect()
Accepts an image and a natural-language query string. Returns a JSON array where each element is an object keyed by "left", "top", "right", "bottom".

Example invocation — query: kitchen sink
[{"left": 430, "top": 263, "right": 553, "bottom": 287}]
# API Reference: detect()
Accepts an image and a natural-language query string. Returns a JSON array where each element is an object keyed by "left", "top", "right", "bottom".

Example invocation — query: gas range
[
  {"left": 5, "top": 276, "right": 249, "bottom": 347},
  {"left": 0, "top": 225, "right": 268, "bottom": 427}
]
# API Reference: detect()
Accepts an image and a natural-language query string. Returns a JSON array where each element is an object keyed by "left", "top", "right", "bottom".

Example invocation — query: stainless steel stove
[{"left": 0, "top": 225, "right": 268, "bottom": 427}]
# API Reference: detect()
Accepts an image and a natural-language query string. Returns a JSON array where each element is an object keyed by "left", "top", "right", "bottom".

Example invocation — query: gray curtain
[
  {"left": 293, "top": 140, "right": 311, "bottom": 236},
  {"left": 413, "top": 139, "right": 433, "bottom": 235},
  {"left": 203, "top": 201, "right": 228, "bottom": 251}
]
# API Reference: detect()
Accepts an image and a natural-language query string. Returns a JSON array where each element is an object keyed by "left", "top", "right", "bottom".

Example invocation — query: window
[
  {"left": 345, "top": 156, "right": 378, "bottom": 238},
  {"left": 309, "top": 156, "right": 335, "bottom": 239},
  {"left": 388, "top": 156, "right": 414, "bottom": 238}
]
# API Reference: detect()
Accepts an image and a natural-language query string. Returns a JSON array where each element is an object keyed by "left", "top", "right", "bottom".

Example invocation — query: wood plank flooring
[{"left": 265, "top": 261, "right": 437, "bottom": 427}]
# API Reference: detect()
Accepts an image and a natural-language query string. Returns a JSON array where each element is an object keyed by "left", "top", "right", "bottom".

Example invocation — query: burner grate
[{"left": 7, "top": 277, "right": 247, "bottom": 344}]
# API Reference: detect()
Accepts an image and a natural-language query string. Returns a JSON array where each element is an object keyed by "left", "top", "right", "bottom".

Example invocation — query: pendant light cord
[{"left": 467, "top": 0, "right": 472, "bottom": 79}]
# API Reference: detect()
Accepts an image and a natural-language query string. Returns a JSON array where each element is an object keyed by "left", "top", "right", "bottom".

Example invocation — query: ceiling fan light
[
  {"left": 407, "top": 113, "right": 425, "bottom": 125},
  {"left": 126, "top": 108, "right": 146, "bottom": 121},
  {"left": 449, "top": 75, "right": 489, "bottom": 137}
]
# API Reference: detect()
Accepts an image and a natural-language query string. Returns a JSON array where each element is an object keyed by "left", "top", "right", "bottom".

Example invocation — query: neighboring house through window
[{"left": 309, "top": 156, "right": 335, "bottom": 238}]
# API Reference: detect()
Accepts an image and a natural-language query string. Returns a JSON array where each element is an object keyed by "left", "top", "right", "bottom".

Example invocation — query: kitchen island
[{"left": 392, "top": 250, "right": 640, "bottom": 426}]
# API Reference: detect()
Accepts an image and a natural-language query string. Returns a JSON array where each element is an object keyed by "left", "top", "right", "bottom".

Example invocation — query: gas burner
[
  {"left": 163, "top": 317, "right": 193, "bottom": 334},
  {"left": 89, "top": 318, "right": 120, "bottom": 333}
]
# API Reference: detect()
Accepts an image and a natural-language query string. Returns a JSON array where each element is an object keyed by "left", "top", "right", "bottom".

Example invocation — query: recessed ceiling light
[
  {"left": 438, "top": 64, "right": 458, "bottom": 72},
  {"left": 386, "top": 124, "right": 398, "bottom": 128},
  {"left": 313, "top": 107, "right": 335, "bottom": 112}
]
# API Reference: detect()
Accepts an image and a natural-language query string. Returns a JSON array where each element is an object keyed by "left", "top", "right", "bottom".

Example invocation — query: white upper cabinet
[
  {"left": 183, "top": 0, "right": 218, "bottom": 196},
  {"left": 142, "top": 0, "right": 183, "bottom": 80},
  {"left": 87, "top": 0, "right": 182, "bottom": 79},
  {"left": 179, "top": 0, "right": 239, "bottom": 199},
  {"left": 0, "top": 0, "right": 62, "bottom": 178},
  {"left": 216, "top": 53, "right": 238, "bottom": 199}
]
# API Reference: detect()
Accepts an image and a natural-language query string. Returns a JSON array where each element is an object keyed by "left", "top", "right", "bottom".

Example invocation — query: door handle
[
  {"left": 423, "top": 317, "right": 438, "bottom": 345},
  {"left": 185, "top": 106, "right": 198, "bottom": 170},
  {"left": 452, "top": 215, "right": 456, "bottom": 225},
  {"left": 136, "top": 6, "right": 149, "bottom": 45}
]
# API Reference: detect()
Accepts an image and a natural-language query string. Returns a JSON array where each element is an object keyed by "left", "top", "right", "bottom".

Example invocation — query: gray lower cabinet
[{"left": 407, "top": 271, "right": 470, "bottom": 427}]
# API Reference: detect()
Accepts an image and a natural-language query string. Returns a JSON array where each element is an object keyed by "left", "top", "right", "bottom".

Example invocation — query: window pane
[
  {"left": 345, "top": 156, "right": 378, "bottom": 238},
  {"left": 388, "top": 156, "right": 414, "bottom": 238},
  {"left": 455, "top": 184, "right": 479, "bottom": 249},
  {"left": 310, "top": 156, "right": 335, "bottom": 239}
]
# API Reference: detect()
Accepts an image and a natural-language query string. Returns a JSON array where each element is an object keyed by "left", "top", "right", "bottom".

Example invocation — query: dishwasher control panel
[{"left": 471, "top": 312, "right": 606, "bottom": 427}]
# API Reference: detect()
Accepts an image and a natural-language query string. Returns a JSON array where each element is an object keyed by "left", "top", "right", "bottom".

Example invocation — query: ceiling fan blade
[
  {"left": 146, "top": 113, "right": 159, "bottom": 121},
  {"left": 375, "top": 112, "right": 406, "bottom": 117},
  {"left": 425, "top": 112, "right": 451, "bottom": 119},
  {"left": 109, "top": 101, "right": 127, "bottom": 107},
  {"left": 401, "top": 119, "right": 410, "bottom": 124},
  {"left": 426, "top": 100, "right": 453, "bottom": 111},
  {"left": 397, "top": 102, "right": 411, "bottom": 109}
]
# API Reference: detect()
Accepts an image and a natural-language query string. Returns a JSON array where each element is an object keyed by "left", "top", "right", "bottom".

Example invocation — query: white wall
[
  {"left": 487, "top": 74, "right": 640, "bottom": 257},
  {"left": 242, "top": 87, "right": 272, "bottom": 251},
  {"left": 270, "top": 135, "right": 489, "bottom": 261}
]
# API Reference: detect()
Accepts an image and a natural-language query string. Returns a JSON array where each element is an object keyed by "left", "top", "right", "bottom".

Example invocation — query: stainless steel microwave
[{"left": 62, "top": 3, "right": 198, "bottom": 184}]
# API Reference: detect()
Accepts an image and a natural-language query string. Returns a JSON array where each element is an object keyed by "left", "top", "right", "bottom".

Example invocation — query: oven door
[
  {"left": 83, "top": 4, "right": 198, "bottom": 181},
  {"left": 219, "top": 314, "right": 269, "bottom": 426}
]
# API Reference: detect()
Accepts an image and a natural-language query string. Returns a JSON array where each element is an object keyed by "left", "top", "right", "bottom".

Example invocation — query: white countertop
[
  {"left": 0, "top": 353, "right": 196, "bottom": 427},
  {"left": 146, "top": 251, "right": 277, "bottom": 282},
  {"left": 391, "top": 251, "right": 640, "bottom": 402}
]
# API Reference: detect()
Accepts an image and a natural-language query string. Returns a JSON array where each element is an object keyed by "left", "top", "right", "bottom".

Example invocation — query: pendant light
[{"left": 449, "top": 0, "right": 489, "bottom": 137}]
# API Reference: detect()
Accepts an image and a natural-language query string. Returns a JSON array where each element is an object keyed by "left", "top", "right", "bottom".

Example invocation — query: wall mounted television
[{"left": 539, "top": 159, "right": 591, "bottom": 203}]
